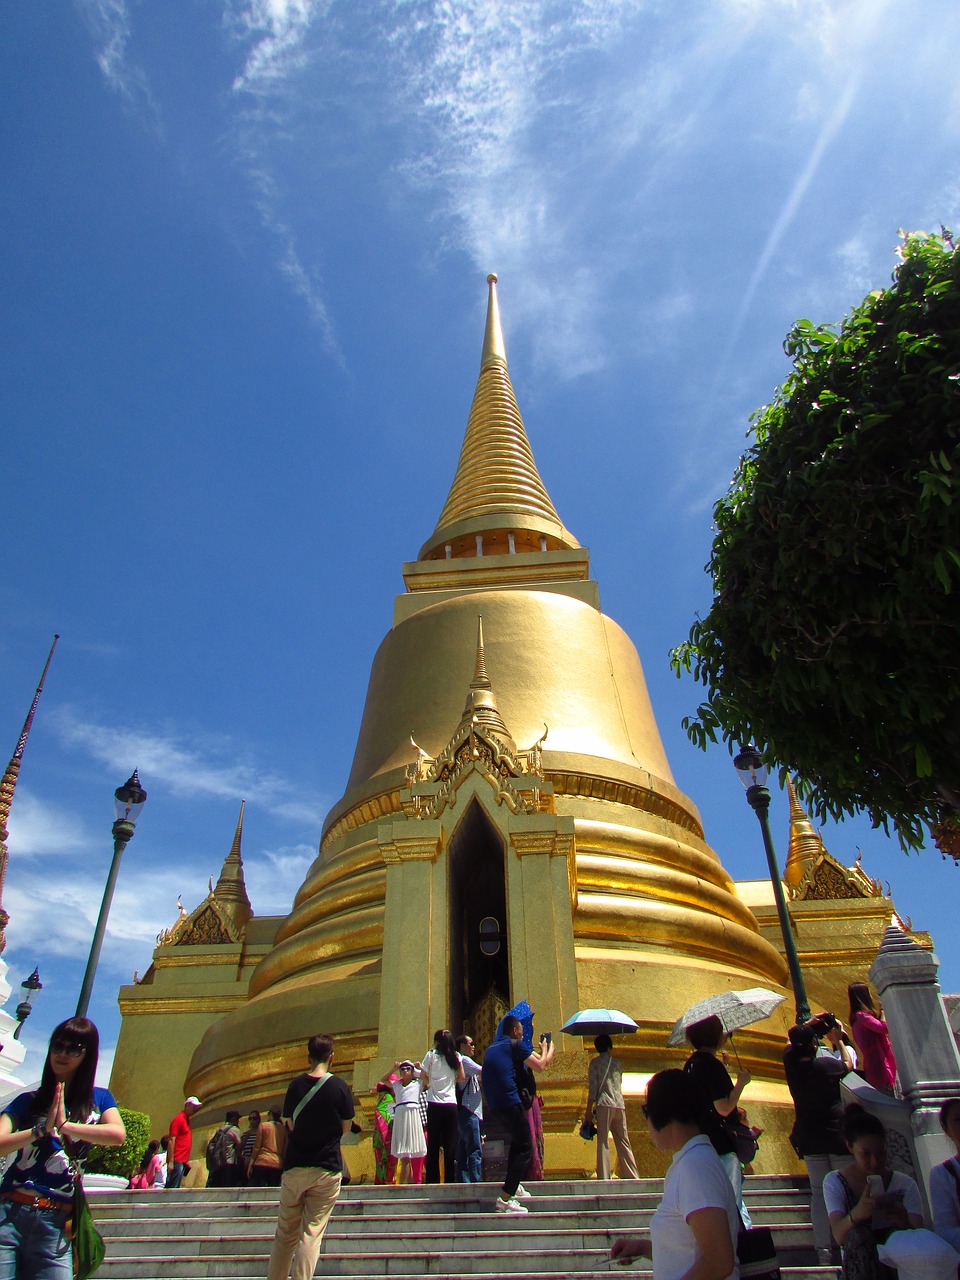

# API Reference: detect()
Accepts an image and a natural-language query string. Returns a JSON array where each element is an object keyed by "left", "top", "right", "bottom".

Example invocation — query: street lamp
[
  {"left": 733, "top": 744, "right": 811, "bottom": 1026},
  {"left": 75, "top": 770, "right": 147, "bottom": 1019},
  {"left": 13, "top": 967, "right": 42, "bottom": 1041}
]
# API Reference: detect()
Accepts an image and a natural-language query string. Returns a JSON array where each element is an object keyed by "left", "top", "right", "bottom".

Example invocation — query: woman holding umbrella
[
  {"left": 584, "top": 1035, "right": 640, "bottom": 1181},
  {"left": 683, "top": 1015, "right": 752, "bottom": 1228}
]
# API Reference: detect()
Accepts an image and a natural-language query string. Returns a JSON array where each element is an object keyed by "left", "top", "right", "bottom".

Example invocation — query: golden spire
[
  {"left": 0, "top": 635, "right": 59, "bottom": 954},
  {"left": 418, "top": 274, "right": 579, "bottom": 561},
  {"left": 784, "top": 775, "right": 824, "bottom": 888},
  {"left": 458, "top": 617, "right": 515, "bottom": 749},
  {"left": 213, "top": 800, "right": 252, "bottom": 930}
]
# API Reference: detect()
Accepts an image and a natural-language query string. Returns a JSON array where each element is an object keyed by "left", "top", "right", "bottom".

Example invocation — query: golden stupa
[{"left": 110, "top": 277, "right": 927, "bottom": 1176}]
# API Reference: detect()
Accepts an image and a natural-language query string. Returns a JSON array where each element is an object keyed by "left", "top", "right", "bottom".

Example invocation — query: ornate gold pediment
[
  {"left": 159, "top": 897, "right": 241, "bottom": 948},
  {"left": 792, "top": 849, "right": 883, "bottom": 901},
  {"left": 402, "top": 714, "right": 550, "bottom": 821}
]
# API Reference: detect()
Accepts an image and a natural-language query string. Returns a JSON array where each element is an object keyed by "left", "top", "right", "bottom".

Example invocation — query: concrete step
[
  {"left": 91, "top": 1187, "right": 813, "bottom": 1220},
  {"left": 89, "top": 1176, "right": 825, "bottom": 1280},
  {"left": 94, "top": 1253, "right": 833, "bottom": 1279},
  {"left": 95, "top": 1272, "right": 836, "bottom": 1280}
]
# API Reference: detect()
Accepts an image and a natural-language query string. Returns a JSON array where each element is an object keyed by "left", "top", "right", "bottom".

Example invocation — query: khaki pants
[
  {"left": 595, "top": 1105, "right": 639, "bottom": 1180},
  {"left": 266, "top": 1166, "right": 342, "bottom": 1280}
]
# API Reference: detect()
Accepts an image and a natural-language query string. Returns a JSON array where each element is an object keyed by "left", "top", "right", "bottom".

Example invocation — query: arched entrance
[{"left": 448, "top": 800, "right": 509, "bottom": 1041}]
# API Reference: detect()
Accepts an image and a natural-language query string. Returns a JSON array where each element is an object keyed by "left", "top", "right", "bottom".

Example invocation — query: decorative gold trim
[
  {"left": 117, "top": 995, "right": 247, "bottom": 1015},
  {"left": 552, "top": 772, "right": 703, "bottom": 838}
]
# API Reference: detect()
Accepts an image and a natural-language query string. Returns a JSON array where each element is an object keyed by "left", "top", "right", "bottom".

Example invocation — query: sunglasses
[{"left": 51, "top": 1039, "right": 87, "bottom": 1058}]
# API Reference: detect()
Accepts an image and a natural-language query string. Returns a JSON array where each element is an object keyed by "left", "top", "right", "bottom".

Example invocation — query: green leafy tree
[
  {"left": 671, "top": 230, "right": 960, "bottom": 852},
  {"left": 84, "top": 1107, "right": 151, "bottom": 1180}
]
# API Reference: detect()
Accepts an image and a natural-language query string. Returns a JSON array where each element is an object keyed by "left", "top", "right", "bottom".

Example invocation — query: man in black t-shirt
[{"left": 266, "top": 1034, "right": 355, "bottom": 1280}]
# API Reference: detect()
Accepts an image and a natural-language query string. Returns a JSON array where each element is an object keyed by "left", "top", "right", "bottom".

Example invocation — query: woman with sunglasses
[
  {"left": 0, "top": 1017, "right": 125, "bottom": 1279},
  {"left": 610, "top": 1069, "right": 739, "bottom": 1279}
]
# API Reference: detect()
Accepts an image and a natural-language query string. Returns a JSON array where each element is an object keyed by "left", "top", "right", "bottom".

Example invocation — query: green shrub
[{"left": 85, "top": 1107, "right": 151, "bottom": 1180}]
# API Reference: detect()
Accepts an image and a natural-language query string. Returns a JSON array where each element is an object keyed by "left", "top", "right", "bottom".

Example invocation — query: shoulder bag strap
[
  {"left": 595, "top": 1055, "right": 614, "bottom": 1099},
  {"left": 292, "top": 1072, "right": 330, "bottom": 1127}
]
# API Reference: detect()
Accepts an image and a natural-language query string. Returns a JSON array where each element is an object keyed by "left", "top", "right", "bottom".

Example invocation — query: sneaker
[
  {"left": 514, "top": 1184, "right": 532, "bottom": 1199},
  {"left": 495, "top": 1195, "right": 529, "bottom": 1215}
]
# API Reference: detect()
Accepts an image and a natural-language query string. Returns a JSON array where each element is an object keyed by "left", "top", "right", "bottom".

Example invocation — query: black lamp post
[
  {"left": 75, "top": 770, "right": 147, "bottom": 1019},
  {"left": 733, "top": 744, "right": 811, "bottom": 1026},
  {"left": 13, "top": 967, "right": 42, "bottom": 1041}
]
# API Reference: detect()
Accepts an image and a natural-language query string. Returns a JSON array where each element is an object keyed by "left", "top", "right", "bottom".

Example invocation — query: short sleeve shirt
[
  {"left": 2, "top": 1086, "right": 117, "bottom": 1203},
  {"left": 458, "top": 1054, "right": 483, "bottom": 1118},
  {"left": 589, "top": 1052, "right": 625, "bottom": 1108},
  {"left": 482, "top": 1035, "right": 534, "bottom": 1110},
  {"left": 169, "top": 1110, "right": 193, "bottom": 1163},
  {"left": 282, "top": 1072, "right": 355, "bottom": 1173},
  {"left": 420, "top": 1048, "right": 460, "bottom": 1104},
  {"left": 649, "top": 1134, "right": 740, "bottom": 1280},
  {"left": 823, "top": 1168, "right": 922, "bottom": 1234},
  {"left": 684, "top": 1051, "right": 736, "bottom": 1157}
]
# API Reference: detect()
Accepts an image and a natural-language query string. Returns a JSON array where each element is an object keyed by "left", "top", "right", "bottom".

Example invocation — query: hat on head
[
  {"left": 397, "top": 1060, "right": 415, "bottom": 1071},
  {"left": 185, "top": 1096, "right": 201, "bottom": 1106}
]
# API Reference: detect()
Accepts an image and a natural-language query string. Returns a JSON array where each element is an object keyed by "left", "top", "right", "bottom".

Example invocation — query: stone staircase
[{"left": 89, "top": 1175, "right": 839, "bottom": 1279}]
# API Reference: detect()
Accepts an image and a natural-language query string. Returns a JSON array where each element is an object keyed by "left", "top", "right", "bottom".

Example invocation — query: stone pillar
[
  {"left": 505, "top": 816, "right": 579, "bottom": 1035},
  {"left": 869, "top": 919, "right": 960, "bottom": 1214},
  {"left": 358, "top": 820, "right": 443, "bottom": 1091}
]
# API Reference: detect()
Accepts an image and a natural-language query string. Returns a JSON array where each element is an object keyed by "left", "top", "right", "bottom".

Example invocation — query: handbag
[
  {"left": 69, "top": 1178, "right": 106, "bottom": 1280},
  {"left": 736, "top": 1226, "right": 780, "bottom": 1280},
  {"left": 62, "top": 1133, "right": 105, "bottom": 1280},
  {"left": 727, "top": 1117, "right": 760, "bottom": 1165},
  {"left": 580, "top": 1054, "right": 613, "bottom": 1140}
]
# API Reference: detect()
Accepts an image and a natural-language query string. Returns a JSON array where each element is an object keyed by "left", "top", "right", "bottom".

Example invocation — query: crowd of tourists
[{"left": 9, "top": 976, "right": 960, "bottom": 1280}]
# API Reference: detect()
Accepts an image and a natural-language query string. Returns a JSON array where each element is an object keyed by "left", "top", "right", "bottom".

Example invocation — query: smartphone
[
  {"left": 867, "top": 1175, "right": 883, "bottom": 1197},
  {"left": 543, "top": 1032, "right": 552, "bottom": 1047}
]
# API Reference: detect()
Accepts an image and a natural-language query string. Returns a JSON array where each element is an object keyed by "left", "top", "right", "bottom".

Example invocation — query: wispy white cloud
[
  {"left": 244, "top": 842, "right": 314, "bottom": 912},
  {"left": 227, "top": 0, "right": 331, "bottom": 95},
  {"left": 74, "top": 0, "right": 159, "bottom": 126},
  {"left": 4, "top": 790, "right": 96, "bottom": 858},
  {"left": 48, "top": 706, "right": 329, "bottom": 828}
]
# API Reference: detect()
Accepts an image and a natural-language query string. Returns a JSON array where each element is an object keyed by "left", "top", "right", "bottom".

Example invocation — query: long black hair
[
  {"left": 433, "top": 1029, "right": 460, "bottom": 1071},
  {"left": 34, "top": 1017, "right": 100, "bottom": 1122},
  {"left": 138, "top": 1139, "right": 160, "bottom": 1172},
  {"left": 848, "top": 982, "right": 877, "bottom": 1023}
]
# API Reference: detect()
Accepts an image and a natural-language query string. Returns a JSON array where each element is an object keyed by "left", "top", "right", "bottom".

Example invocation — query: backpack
[{"left": 205, "top": 1125, "right": 236, "bottom": 1173}]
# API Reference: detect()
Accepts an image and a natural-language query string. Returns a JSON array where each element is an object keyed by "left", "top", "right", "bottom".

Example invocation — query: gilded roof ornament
[
  {"left": 158, "top": 802, "right": 252, "bottom": 945},
  {"left": 784, "top": 775, "right": 824, "bottom": 888},
  {"left": 418, "top": 275, "right": 579, "bottom": 560}
]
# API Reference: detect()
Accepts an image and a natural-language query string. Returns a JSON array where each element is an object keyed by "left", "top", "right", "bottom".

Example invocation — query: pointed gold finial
[
  {"left": 459, "top": 618, "right": 515, "bottom": 748},
  {"left": 481, "top": 274, "right": 507, "bottom": 369},
  {"left": 472, "top": 616, "right": 491, "bottom": 689},
  {"left": 418, "top": 276, "right": 579, "bottom": 561},
  {"left": 784, "top": 775, "right": 824, "bottom": 888},
  {"left": 213, "top": 800, "right": 252, "bottom": 929}
]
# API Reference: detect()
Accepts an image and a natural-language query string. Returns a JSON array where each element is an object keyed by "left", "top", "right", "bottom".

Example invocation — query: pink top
[{"left": 851, "top": 1010, "right": 897, "bottom": 1091}]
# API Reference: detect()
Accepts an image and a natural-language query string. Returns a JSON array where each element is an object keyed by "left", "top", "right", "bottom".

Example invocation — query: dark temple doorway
[{"left": 448, "top": 800, "right": 509, "bottom": 1046}]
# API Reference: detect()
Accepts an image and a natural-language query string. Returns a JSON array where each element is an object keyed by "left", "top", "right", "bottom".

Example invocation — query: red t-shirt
[{"left": 169, "top": 1111, "right": 192, "bottom": 1163}]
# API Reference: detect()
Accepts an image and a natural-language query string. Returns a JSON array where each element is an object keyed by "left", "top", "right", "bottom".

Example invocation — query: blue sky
[{"left": 3, "top": 0, "right": 960, "bottom": 1095}]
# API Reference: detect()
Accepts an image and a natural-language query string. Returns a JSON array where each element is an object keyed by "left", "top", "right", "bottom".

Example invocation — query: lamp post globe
[
  {"left": 75, "top": 771, "right": 147, "bottom": 1020},
  {"left": 13, "top": 966, "right": 42, "bottom": 1041},
  {"left": 734, "top": 745, "right": 811, "bottom": 1026}
]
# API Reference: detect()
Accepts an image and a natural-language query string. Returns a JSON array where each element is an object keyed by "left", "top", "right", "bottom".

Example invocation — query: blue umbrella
[
  {"left": 498, "top": 998, "right": 535, "bottom": 1042},
  {"left": 560, "top": 1008, "right": 639, "bottom": 1038}
]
